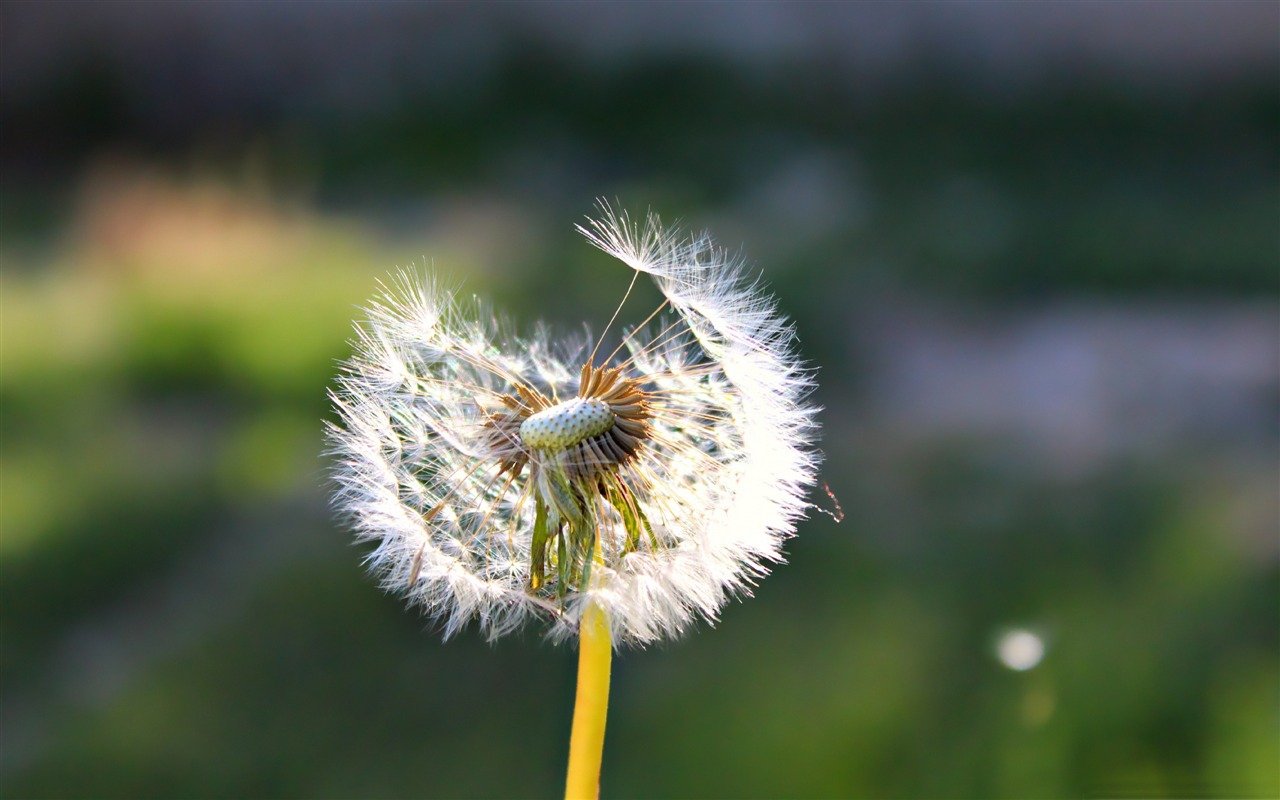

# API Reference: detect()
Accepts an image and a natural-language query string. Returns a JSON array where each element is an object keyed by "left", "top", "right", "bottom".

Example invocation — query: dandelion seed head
[{"left": 327, "top": 203, "right": 822, "bottom": 646}]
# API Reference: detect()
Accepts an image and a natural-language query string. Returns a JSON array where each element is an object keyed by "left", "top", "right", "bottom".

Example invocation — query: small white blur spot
[{"left": 997, "top": 629, "right": 1045, "bottom": 671}]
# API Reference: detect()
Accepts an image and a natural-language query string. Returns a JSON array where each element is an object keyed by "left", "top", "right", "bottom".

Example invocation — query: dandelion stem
[{"left": 564, "top": 602, "right": 612, "bottom": 800}]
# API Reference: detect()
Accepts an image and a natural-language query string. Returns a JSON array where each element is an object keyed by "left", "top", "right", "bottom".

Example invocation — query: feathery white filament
[{"left": 327, "top": 204, "right": 820, "bottom": 646}]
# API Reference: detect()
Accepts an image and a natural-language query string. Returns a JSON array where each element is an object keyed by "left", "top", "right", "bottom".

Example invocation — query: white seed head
[
  {"left": 520, "top": 398, "right": 614, "bottom": 450},
  {"left": 327, "top": 203, "right": 822, "bottom": 646}
]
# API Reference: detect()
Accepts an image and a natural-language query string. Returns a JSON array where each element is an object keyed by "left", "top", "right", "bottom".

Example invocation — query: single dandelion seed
[{"left": 327, "top": 203, "right": 824, "bottom": 799}]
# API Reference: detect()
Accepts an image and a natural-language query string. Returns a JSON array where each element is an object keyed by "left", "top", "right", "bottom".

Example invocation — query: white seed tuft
[{"left": 327, "top": 203, "right": 822, "bottom": 646}]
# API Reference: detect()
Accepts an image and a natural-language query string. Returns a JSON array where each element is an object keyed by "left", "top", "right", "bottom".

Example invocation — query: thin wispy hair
[{"left": 327, "top": 204, "right": 821, "bottom": 646}]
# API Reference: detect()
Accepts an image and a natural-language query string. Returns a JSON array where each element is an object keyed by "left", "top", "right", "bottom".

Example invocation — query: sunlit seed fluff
[{"left": 326, "top": 203, "right": 822, "bottom": 646}]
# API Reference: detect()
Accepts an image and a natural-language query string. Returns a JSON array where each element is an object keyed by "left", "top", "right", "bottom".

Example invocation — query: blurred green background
[{"left": 2, "top": 3, "right": 1277, "bottom": 798}]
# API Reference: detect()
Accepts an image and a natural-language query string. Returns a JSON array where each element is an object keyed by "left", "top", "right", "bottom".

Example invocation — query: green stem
[{"left": 563, "top": 602, "right": 612, "bottom": 800}]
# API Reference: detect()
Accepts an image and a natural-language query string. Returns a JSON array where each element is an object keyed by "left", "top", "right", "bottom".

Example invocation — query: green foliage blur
[{"left": 2, "top": 5, "right": 1277, "bottom": 799}]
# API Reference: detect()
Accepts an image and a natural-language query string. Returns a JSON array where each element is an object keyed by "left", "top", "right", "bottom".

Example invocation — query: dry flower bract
[{"left": 327, "top": 206, "right": 820, "bottom": 645}]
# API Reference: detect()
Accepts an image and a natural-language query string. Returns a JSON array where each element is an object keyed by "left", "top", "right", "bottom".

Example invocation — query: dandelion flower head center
[{"left": 520, "top": 397, "right": 615, "bottom": 451}]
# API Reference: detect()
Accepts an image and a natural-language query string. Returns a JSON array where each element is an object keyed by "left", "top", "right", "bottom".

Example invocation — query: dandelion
[{"left": 327, "top": 204, "right": 822, "bottom": 798}]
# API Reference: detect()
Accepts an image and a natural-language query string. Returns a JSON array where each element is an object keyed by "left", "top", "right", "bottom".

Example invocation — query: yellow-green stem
[{"left": 564, "top": 602, "right": 612, "bottom": 800}]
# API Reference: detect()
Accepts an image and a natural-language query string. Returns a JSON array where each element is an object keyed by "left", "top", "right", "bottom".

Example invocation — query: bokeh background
[{"left": 3, "top": 3, "right": 1278, "bottom": 798}]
